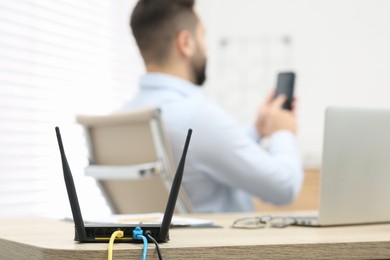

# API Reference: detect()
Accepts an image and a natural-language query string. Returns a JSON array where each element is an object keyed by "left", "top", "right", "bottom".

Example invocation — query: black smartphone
[{"left": 275, "top": 72, "right": 295, "bottom": 110}]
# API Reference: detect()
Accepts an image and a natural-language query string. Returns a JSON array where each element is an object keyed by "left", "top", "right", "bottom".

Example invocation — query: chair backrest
[{"left": 76, "top": 107, "right": 193, "bottom": 214}]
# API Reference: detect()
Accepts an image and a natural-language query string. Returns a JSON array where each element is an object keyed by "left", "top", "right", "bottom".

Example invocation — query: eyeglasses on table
[{"left": 231, "top": 215, "right": 297, "bottom": 229}]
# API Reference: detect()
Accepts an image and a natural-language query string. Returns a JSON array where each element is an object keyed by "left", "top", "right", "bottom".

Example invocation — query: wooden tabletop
[{"left": 1, "top": 214, "right": 390, "bottom": 259}]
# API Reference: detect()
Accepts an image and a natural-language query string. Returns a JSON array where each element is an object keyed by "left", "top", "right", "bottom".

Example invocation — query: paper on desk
[{"left": 84, "top": 213, "right": 214, "bottom": 227}]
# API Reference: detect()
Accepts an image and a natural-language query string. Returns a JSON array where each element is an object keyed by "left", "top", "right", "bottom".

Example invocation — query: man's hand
[{"left": 255, "top": 91, "right": 297, "bottom": 137}]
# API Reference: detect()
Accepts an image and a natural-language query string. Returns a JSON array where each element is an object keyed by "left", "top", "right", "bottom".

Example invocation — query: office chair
[{"left": 76, "top": 107, "right": 193, "bottom": 214}]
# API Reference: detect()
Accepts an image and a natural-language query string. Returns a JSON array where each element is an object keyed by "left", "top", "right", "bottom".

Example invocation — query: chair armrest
[{"left": 84, "top": 163, "right": 163, "bottom": 180}]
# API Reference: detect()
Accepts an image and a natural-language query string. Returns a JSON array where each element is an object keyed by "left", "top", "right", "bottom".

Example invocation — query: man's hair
[{"left": 130, "top": 0, "right": 198, "bottom": 64}]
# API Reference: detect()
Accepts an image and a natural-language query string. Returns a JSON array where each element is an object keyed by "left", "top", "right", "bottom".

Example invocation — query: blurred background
[{"left": 1, "top": 0, "right": 390, "bottom": 217}]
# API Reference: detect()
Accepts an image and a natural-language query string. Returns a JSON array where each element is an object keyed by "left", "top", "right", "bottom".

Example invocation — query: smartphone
[{"left": 275, "top": 72, "right": 295, "bottom": 110}]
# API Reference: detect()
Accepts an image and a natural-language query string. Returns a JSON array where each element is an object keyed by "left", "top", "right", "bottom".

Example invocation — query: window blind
[{"left": 0, "top": 0, "right": 143, "bottom": 217}]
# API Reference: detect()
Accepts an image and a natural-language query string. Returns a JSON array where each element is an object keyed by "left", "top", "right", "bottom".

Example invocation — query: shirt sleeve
[{"left": 190, "top": 102, "right": 304, "bottom": 205}]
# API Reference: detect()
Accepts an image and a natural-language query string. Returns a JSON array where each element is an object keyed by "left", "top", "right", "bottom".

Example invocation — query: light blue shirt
[{"left": 122, "top": 73, "right": 303, "bottom": 213}]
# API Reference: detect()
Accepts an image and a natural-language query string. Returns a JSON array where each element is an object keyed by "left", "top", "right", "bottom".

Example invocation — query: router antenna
[
  {"left": 55, "top": 127, "right": 87, "bottom": 241},
  {"left": 158, "top": 129, "right": 192, "bottom": 242}
]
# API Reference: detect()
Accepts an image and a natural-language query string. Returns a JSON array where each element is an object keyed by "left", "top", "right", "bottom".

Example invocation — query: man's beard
[
  {"left": 191, "top": 52, "right": 207, "bottom": 86},
  {"left": 194, "top": 60, "right": 206, "bottom": 86}
]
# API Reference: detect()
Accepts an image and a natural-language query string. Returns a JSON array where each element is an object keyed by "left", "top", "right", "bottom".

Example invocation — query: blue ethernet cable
[
  {"left": 139, "top": 234, "right": 148, "bottom": 260},
  {"left": 133, "top": 226, "right": 148, "bottom": 260}
]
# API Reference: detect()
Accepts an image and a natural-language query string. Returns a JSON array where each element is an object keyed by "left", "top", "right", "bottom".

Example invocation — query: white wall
[{"left": 197, "top": 0, "right": 390, "bottom": 167}]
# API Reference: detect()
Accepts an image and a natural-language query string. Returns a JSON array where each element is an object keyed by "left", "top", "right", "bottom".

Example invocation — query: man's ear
[{"left": 175, "top": 30, "right": 195, "bottom": 58}]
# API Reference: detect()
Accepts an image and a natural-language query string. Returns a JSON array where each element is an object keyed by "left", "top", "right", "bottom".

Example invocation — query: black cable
[{"left": 146, "top": 233, "right": 163, "bottom": 260}]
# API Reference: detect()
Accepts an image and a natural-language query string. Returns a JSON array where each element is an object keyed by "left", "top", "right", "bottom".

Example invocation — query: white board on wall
[{"left": 197, "top": 0, "right": 390, "bottom": 167}]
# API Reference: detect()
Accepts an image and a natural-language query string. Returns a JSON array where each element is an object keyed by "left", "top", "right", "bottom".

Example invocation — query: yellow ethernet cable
[{"left": 108, "top": 230, "right": 124, "bottom": 260}]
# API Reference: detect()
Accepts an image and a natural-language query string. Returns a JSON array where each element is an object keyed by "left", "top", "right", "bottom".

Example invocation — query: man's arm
[{"left": 190, "top": 101, "right": 303, "bottom": 205}]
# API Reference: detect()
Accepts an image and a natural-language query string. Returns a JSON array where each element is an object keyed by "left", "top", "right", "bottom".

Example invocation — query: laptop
[
  {"left": 55, "top": 126, "right": 192, "bottom": 242},
  {"left": 294, "top": 107, "right": 390, "bottom": 226}
]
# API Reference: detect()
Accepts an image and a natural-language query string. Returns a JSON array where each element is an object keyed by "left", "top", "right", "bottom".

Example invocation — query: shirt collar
[{"left": 139, "top": 73, "right": 203, "bottom": 97}]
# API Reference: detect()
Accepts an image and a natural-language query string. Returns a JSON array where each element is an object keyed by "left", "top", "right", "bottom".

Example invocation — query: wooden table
[{"left": 1, "top": 214, "right": 390, "bottom": 259}]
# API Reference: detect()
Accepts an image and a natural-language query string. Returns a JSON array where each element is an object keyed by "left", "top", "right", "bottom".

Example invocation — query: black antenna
[
  {"left": 55, "top": 127, "right": 87, "bottom": 241},
  {"left": 158, "top": 129, "right": 192, "bottom": 242}
]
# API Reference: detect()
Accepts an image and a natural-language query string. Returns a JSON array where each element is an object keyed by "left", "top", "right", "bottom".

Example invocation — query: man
[{"left": 124, "top": 0, "right": 303, "bottom": 213}]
